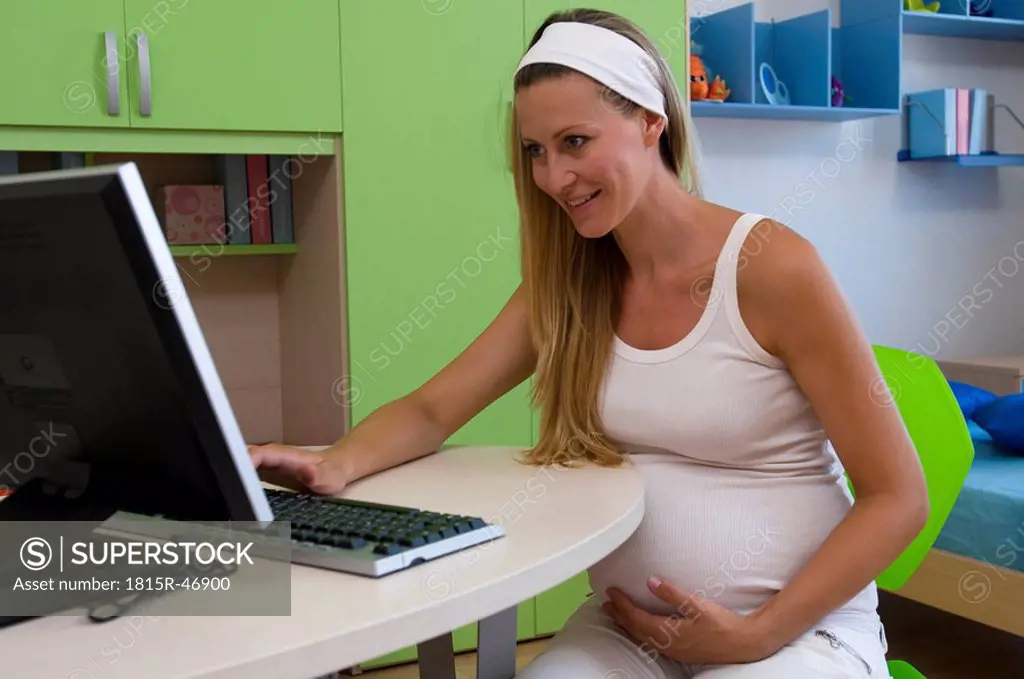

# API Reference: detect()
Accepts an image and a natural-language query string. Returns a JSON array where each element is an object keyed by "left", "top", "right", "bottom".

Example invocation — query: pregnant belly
[{"left": 587, "top": 460, "right": 855, "bottom": 618}]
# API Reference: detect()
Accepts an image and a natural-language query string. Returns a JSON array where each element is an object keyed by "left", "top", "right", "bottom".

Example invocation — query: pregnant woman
[{"left": 251, "top": 8, "right": 928, "bottom": 678}]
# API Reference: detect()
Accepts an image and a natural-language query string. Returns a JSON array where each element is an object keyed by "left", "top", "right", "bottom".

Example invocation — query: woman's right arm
[
  {"left": 250, "top": 284, "right": 537, "bottom": 493},
  {"left": 337, "top": 283, "right": 537, "bottom": 483}
]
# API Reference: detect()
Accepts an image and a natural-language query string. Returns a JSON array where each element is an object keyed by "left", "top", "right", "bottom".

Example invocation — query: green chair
[
  {"left": 886, "top": 659, "right": 928, "bottom": 679},
  {"left": 865, "top": 346, "right": 975, "bottom": 678}
]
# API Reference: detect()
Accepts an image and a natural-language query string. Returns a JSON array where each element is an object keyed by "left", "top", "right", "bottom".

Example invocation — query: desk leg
[
  {"left": 476, "top": 605, "right": 517, "bottom": 679},
  {"left": 417, "top": 631, "right": 456, "bottom": 679}
]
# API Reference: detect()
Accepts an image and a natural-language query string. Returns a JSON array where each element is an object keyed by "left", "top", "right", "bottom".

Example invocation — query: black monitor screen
[{"left": 0, "top": 166, "right": 269, "bottom": 522}]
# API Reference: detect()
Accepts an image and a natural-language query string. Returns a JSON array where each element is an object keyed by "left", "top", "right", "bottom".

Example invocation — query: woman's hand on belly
[{"left": 601, "top": 576, "right": 774, "bottom": 665}]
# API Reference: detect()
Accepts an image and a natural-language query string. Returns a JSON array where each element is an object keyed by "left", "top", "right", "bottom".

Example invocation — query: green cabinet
[
  {"left": 339, "top": 0, "right": 533, "bottom": 665},
  {"left": 122, "top": 0, "right": 342, "bottom": 133},
  {"left": 0, "top": 0, "right": 341, "bottom": 134},
  {"left": 340, "top": 0, "right": 531, "bottom": 447},
  {"left": 0, "top": 0, "right": 130, "bottom": 128}
]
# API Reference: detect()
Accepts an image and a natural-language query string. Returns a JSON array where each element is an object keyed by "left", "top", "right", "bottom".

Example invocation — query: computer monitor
[{"left": 0, "top": 163, "right": 272, "bottom": 524}]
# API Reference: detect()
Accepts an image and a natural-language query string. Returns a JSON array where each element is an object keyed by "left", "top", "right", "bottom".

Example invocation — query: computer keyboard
[{"left": 265, "top": 489, "right": 506, "bottom": 577}]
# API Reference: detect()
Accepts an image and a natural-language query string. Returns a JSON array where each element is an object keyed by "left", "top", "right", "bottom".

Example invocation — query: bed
[{"left": 891, "top": 356, "right": 1024, "bottom": 637}]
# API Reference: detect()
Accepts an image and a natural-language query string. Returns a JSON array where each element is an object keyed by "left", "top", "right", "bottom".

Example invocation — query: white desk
[{"left": 0, "top": 445, "right": 644, "bottom": 679}]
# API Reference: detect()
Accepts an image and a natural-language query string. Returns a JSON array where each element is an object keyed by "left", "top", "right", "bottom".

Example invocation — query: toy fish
[
  {"left": 690, "top": 54, "right": 709, "bottom": 100},
  {"left": 707, "top": 75, "right": 730, "bottom": 102},
  {"left": 905, "top": 0, "right": 941, "bottom": 12}
]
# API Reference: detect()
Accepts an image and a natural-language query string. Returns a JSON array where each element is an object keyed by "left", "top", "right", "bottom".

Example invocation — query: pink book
[
  {"left": 956, "top": 89, "right": 970, "bottom": 155},
  {"left": 246, "top": 155, "right": 272, "bottom": 244}
]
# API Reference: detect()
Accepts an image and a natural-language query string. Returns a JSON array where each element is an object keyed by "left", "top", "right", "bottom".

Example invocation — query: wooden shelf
[
  {"left": 896, "top": 150, "right": 1024, "bottom": 166},
  {"left": 169, "top": 243, "right": 299, "bottom": 257},
  {"left": 88, "top": 149, "right": 348, "bottom": 448},
  {"left": 902, "top": 10, "right": 1024, "bottom": 41}
]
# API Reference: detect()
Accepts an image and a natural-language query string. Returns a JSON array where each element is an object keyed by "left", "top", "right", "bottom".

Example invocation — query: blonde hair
[{"left": 511, "top": 8, "right": 703, "bottom": 468}]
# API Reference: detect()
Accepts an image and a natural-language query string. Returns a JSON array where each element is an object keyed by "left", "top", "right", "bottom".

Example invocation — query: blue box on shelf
[
  {"left": 903, "top": 88, "right": 959, "bottom": 159},
  {"left": 755, "top": 10, "right": 830, "bottom": 107}
]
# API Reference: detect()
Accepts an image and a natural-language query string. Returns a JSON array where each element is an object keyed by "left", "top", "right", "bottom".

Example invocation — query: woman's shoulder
[
  {"left": 693, "top": 207, "right": 831, "bottom": 302},
  {"left": 733, "top": 217, "right": 845, "bottom": 358},
  {"left": 736, "top": 216, "right": 821, "bottom": 279}
]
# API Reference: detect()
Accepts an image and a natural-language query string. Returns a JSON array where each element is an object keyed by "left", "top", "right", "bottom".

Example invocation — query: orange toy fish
[
  {"left": 690, "top": 54, "right": 709, "bottom": 100},
  {"left": 707, "top": 74, "right": 730, "bottom": 102}
]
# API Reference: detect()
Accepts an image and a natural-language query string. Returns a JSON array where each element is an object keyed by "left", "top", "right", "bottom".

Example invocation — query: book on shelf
[
  {"left": 245, "top": 154, "right": 273, "bottom": 245},
  {"left": 53, "top": 153, "right": 85, "bottom": 170},
  {"left": 214, "top": 154, "right": 252, "bottom": 245},
  {"left": 956, "top": 89, "right": 969, "bottom": 156},
  {"left": 212, "top": 153, "right": 297, "bottom": 248},
  {"left": 905, "top": 87, "right": 995, "bottom": 159},
  {"left": 0, "top": 152, "right": 91, "bottom": 176},
  {"left": 267, "top": 155, "right": 294, "bottom": 245},
  {"left": 0, "top": 152, "right": 18, "bottom": 175}
]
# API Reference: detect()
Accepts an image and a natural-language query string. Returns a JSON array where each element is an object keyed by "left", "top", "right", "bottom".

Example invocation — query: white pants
[{"left": 516, "top": 597, "right": 890, "bottom": 678}]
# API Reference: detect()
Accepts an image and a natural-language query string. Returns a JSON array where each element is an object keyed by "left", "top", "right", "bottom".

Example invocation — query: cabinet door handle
[
  {"left": 104, "top": 31, "right": 120, "bottom": 116},
  {"left": 137, "top": 32, "right": 152, "bottom": 116}
]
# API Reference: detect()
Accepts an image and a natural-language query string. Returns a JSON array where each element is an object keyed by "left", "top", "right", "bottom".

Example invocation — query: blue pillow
[
  {"left": 948, "top": 380, "right": 998, "bottom": 419},
  {"left": 972, "top": 393, "right": 1024, "bottom": 454},
  {"left": 966, "top": 418, "right": 992, "bottom": 442}
]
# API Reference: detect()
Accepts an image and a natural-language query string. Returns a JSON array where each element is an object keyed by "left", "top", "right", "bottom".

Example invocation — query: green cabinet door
[
  {"left": 534, "top": 571, "right": 592, "bottom": 636},
  {"left": 524, "top": 0, "right": 689, "bottom": 94},
  {"left": 121, "top": 0, "right": 342, "bottom": 132},
  {"left": 340, "top": 0, "right": 531, "bottom": 447},
  {"left": 0, "top": 0, "right": 130, "bottom": 128}
]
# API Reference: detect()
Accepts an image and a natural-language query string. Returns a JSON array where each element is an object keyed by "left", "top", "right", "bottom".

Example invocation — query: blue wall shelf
[
  {"left": 691, "top": 101, "right": 900, "bottom": 121},
  {"left": 897, "top": 89, "right": 1024, "bottom": 167},
  {"left": 688, "top": 0, "right": 1024, "bottom": 122},
  {"left": 902, "top": 0, "right": 1024, "bottom": 41},
  {"left": 689, "top": 0, "right": 901, "bottom": 122},
  {"left": 896, "top": 150, "right": 1024, "bottom": 166}
]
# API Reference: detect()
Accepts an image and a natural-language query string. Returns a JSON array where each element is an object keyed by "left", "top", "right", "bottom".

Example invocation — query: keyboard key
[{"left": 398, "top": 534, "right": 427, "bottom": 548}]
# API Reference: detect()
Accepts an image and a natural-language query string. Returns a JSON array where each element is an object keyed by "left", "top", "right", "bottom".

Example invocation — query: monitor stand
[
  {"left": 0, "top": 461, "right": 254, "bottom": 631},
  {"left": 0, "top": 461, "right": 117, "bottom": 523},
  {"left": 0, "top": 463, "right": 114, "bottom": 630}
]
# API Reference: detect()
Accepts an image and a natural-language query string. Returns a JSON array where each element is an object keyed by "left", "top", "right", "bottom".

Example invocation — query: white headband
[{"left": 515, "top": 22, "right": 667, "bottom": 119}]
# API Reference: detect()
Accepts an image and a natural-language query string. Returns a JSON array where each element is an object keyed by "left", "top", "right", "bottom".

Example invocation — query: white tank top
[{"left": 589, "top": 213, "right": 880, "bottom": 629}]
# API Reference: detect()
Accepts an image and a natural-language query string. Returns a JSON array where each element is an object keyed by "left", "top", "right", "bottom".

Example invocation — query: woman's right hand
[{"left": 248, "top": 442, "right": 350, "bottom": 496}]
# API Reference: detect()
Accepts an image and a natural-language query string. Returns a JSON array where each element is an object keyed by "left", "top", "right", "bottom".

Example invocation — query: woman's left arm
[{"left": 742, "top": 222, "right": 930, "bottom": 654}]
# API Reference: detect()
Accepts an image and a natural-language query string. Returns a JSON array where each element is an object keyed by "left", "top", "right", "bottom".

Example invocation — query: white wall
[{"left": 689, "top": 0, "right": 1024, "bottom": 359}]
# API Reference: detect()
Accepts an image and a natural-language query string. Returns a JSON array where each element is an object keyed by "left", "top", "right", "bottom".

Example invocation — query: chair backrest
[{"left": 863, "top": 345, "right": 975, "bottom": 591}]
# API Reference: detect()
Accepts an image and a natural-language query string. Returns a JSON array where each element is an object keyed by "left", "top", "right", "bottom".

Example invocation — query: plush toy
[
  {"left": 690, "top": 54, "right": 709, "bottom": 100},
  {"left": 690, "top": 54, "right": 729, "bottom": 102},
  {"left": 905, "top": 0, "right": 941, "bottom": 12},
  {"left": 707, "top": 75, "right": 730, "bottom": 102}
]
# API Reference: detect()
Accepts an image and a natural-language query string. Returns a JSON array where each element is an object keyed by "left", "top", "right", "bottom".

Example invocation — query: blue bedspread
[{"left": 933, "top": 432, "right": 1024, "bottom": 574}]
